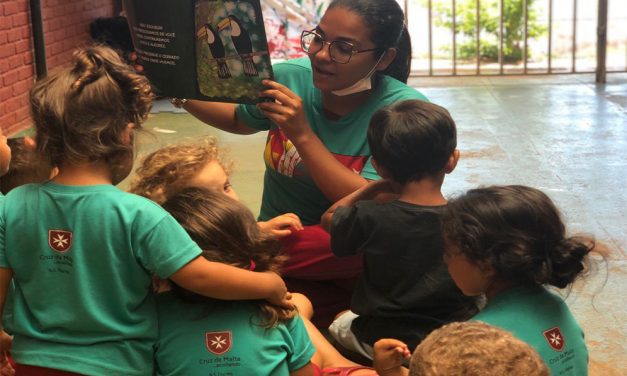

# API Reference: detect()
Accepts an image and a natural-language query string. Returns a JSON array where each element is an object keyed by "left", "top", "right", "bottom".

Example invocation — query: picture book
[{"left": 123, "top": 0, "right": 273, "bottom": 104}]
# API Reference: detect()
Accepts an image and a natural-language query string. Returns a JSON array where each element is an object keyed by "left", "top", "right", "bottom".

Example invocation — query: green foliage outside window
[{"left": 428, "top": 0, "right": 547, "bottom": 62}]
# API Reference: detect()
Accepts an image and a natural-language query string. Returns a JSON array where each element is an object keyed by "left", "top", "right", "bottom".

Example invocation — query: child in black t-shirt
[{"left": 321, "top": 99, "right": 477, "bottom": 358}]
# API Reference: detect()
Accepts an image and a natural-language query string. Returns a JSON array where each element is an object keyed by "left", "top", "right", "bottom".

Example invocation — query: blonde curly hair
[
  {"left": 128, "top": 136, "right": 232, "bottom": 204},
  {"left": 410, "top": 321, "right": 549, "bottom": 376}
]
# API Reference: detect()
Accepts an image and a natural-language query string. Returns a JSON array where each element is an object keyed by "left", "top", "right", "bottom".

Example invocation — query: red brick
[
  {"left": 0, "top": 16, "right": 12, "bottom": 30},
  {"left": 12, "top": 12, "right": 29, "bottom": 27},
  {"left": 7, "top": 28, "right": 22, "bottom": 42},
  {"left": 0, "top": 87, "right": 12, "bottom": 102},
  {"left": 0, "top": 59, "right": 9, "bottom": 74},
  {"left": 5, "top": 98, "right": 20, "bottom": 113},
  {"left": 0, "top": 44, "right": 16, "bottom": 58},
  {"left": 14, "top": 39, "right": 30, "bottom": 53},
  {"left": 3, "top": 72, "right": 18, "bottom": 86},
  {"left": 3, "top": 2, "right": 19, "bottom": 16},
  {"left": 9, "top": 54, "right": 23, "bottom": 69},
  {"left": 17, "top": 66, "right": 33, "bottom": 81}
]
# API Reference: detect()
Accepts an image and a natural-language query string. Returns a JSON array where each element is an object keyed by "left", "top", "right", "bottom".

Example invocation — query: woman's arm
[
  {"left": 257, "top": 80, "right": 369, "bottom": 202},
  {"left": 182, "top": 100, "right": 259, "bottom": 135}
]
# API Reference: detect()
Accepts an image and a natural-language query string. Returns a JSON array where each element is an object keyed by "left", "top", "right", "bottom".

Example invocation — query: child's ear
[
  {"left": 371, "top": 158, "right": 390, "bottom": 179},
  {"left": 120, "top": 123, "right": 135, "bottom": 145},
  {"left": 444, "top": 149, "right": 460, "bottom": 174}
]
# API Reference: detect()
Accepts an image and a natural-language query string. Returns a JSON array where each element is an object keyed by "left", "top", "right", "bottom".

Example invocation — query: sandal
[{"left": 321, "top": 366, "right": 378, "bottom": 376}]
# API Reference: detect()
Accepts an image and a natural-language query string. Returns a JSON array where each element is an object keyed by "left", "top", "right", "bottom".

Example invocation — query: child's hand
[
  {"left": 0, "top": 331, "right": 14, "bottom": 376},
  {"left": 373, "top": 338, "right": 411, "bottom": 376},
  {"left": 258, "top": 213, "right": 303, "bottom": 239},
  {"left": 264, "top": 272, "right": 294, "bottom": 310}
]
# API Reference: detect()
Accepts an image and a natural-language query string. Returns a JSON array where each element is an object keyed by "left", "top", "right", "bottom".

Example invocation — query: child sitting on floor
[
  {"left": 372, "top": 321, "right": 549, "bottom": 376},
  {"left": 321, "top": 99, "right": 477, "bottom": 358},
  {"left": 438, "top": 185, "right": 593, "bottom": 375},
  {"left": 0, "top": 45, "right": 290, "bottom": 376},
  {"left": 128, "top": 136, "right": 302, "bottom": 238},
  {"left": 158, "top": 187, "right": 379, "bottom": 376},
  {"left": 157, "top": 187, "right": 314, "bottom": 375}
]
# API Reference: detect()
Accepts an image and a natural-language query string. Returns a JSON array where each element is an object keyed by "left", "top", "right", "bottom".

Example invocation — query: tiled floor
[{"left": 127, "top": 72, "right": 627, "bottom": 374}]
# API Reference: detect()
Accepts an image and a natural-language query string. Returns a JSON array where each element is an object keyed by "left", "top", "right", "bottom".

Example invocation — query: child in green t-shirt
[
  {"left": 0, "top": 45, "right": 290, "bottom": 376},
  {"left": 376, "top": 185, "right": 594, "bottom": 376}
]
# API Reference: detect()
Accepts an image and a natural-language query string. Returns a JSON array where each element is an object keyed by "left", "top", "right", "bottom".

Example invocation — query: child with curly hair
[
  {"left": 129, "top": 137, "right": 302, "bottom": 239},
  {"left": 371, "top": 185, "right": 594, "bottom": 376},
  {"left": 0, "top": 45, "right": 290, "bottom": 376},
  {"left": 373, "top": 321, "right": 549, "bottom": 376}
]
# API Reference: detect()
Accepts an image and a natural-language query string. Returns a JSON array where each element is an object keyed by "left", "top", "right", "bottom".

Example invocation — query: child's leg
[
  {"left": 281, "top": 225, "right": 362, "bottom": 327},
  {"left": 328, "top": 311, "right": 374, "bottom": 360},
  {"left": 293, "top": 294, "right": 376, "bottom": 376}
]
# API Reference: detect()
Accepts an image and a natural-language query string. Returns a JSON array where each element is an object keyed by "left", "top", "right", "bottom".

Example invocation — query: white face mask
[{"left": 331, "top": 53, "right": 386, "bottom": 96}]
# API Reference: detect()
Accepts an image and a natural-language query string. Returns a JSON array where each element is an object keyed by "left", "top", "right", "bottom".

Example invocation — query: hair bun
[
  {"left": 546, "top": 237, "right": 593, "bottom": 288},
  {"left": 71, "top": 48, "right": 107, "bottom": 91}
]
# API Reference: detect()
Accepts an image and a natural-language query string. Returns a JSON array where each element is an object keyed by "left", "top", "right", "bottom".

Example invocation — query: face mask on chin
[{"left": 331, "top": 52, "right": 386, "bottom": 96}]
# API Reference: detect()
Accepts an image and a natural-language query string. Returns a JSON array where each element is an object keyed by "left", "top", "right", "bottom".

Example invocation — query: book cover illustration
[{"left": 195, "top": 0, "right": 273, "bottom": 103}]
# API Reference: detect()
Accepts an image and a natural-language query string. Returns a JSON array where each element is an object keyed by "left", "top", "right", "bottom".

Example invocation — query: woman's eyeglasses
[{"left": 300, "top": 30, "right": 378, "bottom": 64}]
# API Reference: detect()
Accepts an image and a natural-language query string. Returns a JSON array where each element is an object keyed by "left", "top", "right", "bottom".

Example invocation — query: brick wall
[{"left": 1, "top": 0, "right": 115, "bottom": 136}]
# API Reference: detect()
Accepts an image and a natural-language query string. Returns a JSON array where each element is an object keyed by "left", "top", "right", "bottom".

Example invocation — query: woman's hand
[
  {"left": 258, "top": 213, "right": 303, "bottom": 239},
  {"left": 256, "top": 80, "right": 313, "bottom": 144}
]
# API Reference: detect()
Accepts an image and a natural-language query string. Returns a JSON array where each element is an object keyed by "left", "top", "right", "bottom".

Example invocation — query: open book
[{"left": 123, "top": 0, "right": 273, "bottom": 104}]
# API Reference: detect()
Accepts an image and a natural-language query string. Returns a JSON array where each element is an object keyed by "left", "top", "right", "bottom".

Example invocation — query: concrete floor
[{"left": 124, "top": 72, "right": 626, "bottom": 375}]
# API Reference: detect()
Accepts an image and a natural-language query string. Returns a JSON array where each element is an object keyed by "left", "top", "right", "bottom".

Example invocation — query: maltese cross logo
[
  {"left": 205, "top": 331, "right": 232, "bottom": 355},
  {"left": 543, "top": 327, "right": 565, "bottom": 351},
  {"left": 48, "top": 230, "right": 73, "bottom": 253}
]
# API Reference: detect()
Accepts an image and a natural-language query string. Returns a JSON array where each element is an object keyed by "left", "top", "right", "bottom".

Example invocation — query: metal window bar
[
  {"left": 499, "top": 0, "right": 504, "bottom": 74},
  {"left": 572, "top": 0, "right": 577, "bottom": 73},
  {"left": 548, "top": 0, "right": 553, "bottom": 73},
  {"left": 476, "top": 0, "right": 481, "bottom": 74},
  {"left": 453, "top": 0, "right": 457, "bottom": 75},
  {"left": 411, "top": 0, "right": 620, "bottom": 77},
  {"left": 523, "top": 0, "right": 529, "bottom": 74}
]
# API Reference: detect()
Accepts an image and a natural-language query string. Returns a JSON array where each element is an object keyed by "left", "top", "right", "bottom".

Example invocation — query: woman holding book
[{"left": 173, "top": 0, "right": 427, "bottom": 322}]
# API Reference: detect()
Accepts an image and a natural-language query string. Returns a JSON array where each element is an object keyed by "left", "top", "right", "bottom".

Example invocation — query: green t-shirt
[
  {"left": 0, "top": 182, "right": 202, "bottom": 376},
  {"left": 473, "top": 285, "right": 588, "bottom": 376},
  {"left": 236, "top": 58, "right": 428, "bottom": 224},
  {"left": 155, "top": 291, "right": 315, "bottom": 375}
]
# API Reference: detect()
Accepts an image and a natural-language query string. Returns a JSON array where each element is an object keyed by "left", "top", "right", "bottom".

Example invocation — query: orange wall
[{"left": 1, "top": 0, "right": 115, "bottom": 135}]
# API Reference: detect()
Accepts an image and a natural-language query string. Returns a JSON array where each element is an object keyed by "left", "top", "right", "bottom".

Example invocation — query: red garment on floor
[
  {"left": 280, "top": 225, "right": 363, "bottom": 327},
  {"left": 16, "top": 364, "right": 84, "bottom": 376}
]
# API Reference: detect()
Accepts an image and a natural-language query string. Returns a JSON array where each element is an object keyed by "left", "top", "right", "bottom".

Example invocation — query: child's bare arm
[
  {"left": 373, "top": 338, "right": 411, "bottom": 376},
  {"left": 0, "top": 268, "right": 13, "bottom": 370},
  {"left": 169, "top": 257, "right": 293, "bottom": 309},
  {"left": 321, "top": 179, "right": 400, "bottom": 231},
  {"left": 258, "top": 213, "right": 303, "bottom": 239},
  {"left": 289, "top": 362, "right": 315, "bottom": 376}
]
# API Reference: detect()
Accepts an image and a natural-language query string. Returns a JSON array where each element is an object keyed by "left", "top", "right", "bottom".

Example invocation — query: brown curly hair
[
  {"left": 161, "top": 187, "right": 294, "bottom": 328},
  {"left": 441, "top": 185, "right": 595, "bottom": 289},
  {"left": 410, "top": 321, "right": 549, "bottom": 375},
  {"left": 30, "top": 45, "right": 153, "bottom": 168},
  {"left": 128, "top": 136, "right": 231, "bottom": 204}
]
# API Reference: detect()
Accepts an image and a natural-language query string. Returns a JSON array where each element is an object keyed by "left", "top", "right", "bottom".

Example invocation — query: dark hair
[
  {"left": 328, "top": 0, "right": 411, "bottom": 83},
  {"left": 367, "top": 99, "right": 457, "bottom": 184},
  {"left": 30, "top": 45, "right": 152, "bottom": 168},
  {"left": 0, "top": 137, "right": 53, "bottom": 195},
  {"left": 441, "top": 185, "right": 594, "bottom": 289},
  {"left": 161, "top": 187, "right": 294, "bottom": 328}
]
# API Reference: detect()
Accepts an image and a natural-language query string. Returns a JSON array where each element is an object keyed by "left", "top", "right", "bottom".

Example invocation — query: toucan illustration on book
[
  {"left": 197, "top": 23, "right": 231, "bottom": 79},
  {"left": 218, "top": 15, "right": 259, "bottom": 76}
]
